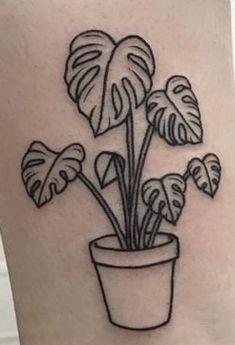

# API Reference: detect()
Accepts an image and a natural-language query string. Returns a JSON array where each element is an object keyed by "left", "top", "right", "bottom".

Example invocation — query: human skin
[{"left": 0, "top": 0, "right": 235, "bottom": 344}]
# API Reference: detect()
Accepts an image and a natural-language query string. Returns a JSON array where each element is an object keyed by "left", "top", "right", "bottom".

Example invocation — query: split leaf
[
  {"left": 187, "top": 153, "right": 221, "bottom": 197},
  {"left": 146, "top": 75, "right": 203, "bottom": 145},
  {"left": 65, "top": 30, "right": 155, "bottom": 136},
  {"left": 21, "top": 141, "right": 85, "bottom": 207},
  {"left": 142, "top": 174, "right": 186, "bottom": 224}
]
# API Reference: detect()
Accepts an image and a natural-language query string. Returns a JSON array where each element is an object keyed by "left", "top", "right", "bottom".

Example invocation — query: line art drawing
[{"left": 21, "top": 30, "right": 222, "bottom": 331}]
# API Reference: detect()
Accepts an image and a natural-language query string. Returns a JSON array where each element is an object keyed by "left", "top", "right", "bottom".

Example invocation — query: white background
[{"left": 1, "top": 2, "right": 235, "bottom": 344}]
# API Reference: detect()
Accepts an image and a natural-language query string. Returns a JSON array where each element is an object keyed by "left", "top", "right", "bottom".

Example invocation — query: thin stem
[
  {"left": 134, "top": 215, "right": 140, "bottom": 249},
  {"left": 113, "top": 156, "right": 130, "bottom": 247},
  {"left": 139, "top": 207, "right": 153, "bottom": 249},
  {"left": 129, "top": 124, "right": 154, "bottom": 249},
  {"left": 183, "top": 169, "right": 190, "bottom": 181},
  {"left": 147, "top": 214, "right": 163, "bottom": 248},
  {"left": 78, "top": 172, "right": 127, "bottom": 250},
  {"left": 126, "top": 110, "right": 135, "bottom": 201}
]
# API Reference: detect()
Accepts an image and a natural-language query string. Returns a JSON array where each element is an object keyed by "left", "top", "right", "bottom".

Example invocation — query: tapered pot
[{"left": 89, "top": 232, "right": 179, "bottom": 330}]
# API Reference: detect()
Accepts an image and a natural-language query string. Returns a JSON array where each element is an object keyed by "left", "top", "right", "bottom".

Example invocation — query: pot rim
[{"left": 89, "top": 232, "right": 180, "bottom": 268}]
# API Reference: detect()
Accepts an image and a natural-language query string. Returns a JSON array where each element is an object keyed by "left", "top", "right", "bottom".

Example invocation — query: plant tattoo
[{"left": 21, "top": 30, "right": 221, "bottom": 331}]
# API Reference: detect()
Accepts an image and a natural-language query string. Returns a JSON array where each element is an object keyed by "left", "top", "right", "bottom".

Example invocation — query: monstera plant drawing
[{"left": 21, "top": 30, "right": 221, "bottom": 331}]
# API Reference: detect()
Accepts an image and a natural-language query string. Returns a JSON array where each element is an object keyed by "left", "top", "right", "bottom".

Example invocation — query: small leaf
[
  {"left": 146, "top": 75, "right": 203, "bottom": 145},
  {"left": 188, "top": 153, "right": 221, "bottom": 197},
  {"left": 95, "top": 151, "right": 125, "bottom": 188},
  {"left": 21, "top": 141, "right": 85, "bottom": 207},
  {"left": 65, "top": 30, "right": 155, "bottom": 136},
  {"left": 142, "top": 174, "right": 186, "bottom": 224}
]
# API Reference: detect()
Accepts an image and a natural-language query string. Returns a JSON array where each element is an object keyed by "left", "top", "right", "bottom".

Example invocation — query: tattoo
[{"left": 21, "top": 30, "right": 221, "bottom": 331}]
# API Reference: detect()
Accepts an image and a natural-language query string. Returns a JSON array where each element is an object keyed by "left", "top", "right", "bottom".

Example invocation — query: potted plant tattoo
[{"left": 21, "top": 30, "right": 221, "bottom": 330}]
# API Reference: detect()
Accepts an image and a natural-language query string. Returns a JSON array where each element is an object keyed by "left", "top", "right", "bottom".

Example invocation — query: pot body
[{"left": 89, "top": 232, "right": 179, "bottom": 330}]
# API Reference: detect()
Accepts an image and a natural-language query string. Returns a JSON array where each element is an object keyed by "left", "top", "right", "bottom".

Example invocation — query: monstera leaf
[
  {"left": 142, "top": 174, "right": 186, "bottom": 224},
  {"left": 65, "top": 30, "right": 155, "bottom": 136},
  {"left": 21, "top": 141, "right": 85, "bottom": 207},
  {"left": 95, "top": 151, "right": 125, "bottom": 188},
  {"left": 187, "top": 153, "right": 221, "bottom": 197},
  {"left": 146, "top": 75, "right": 203, "bottom": 145}
]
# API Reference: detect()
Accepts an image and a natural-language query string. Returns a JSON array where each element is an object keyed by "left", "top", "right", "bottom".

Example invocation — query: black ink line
[
  {"left": 65, "top": 30, "right": 155, "bottom": 137},
  {"left": 21, "top": 29, "right": 223, "bottom": 332},
  {"left": 142, "top": 174, "right": 186, "bottom": 225},
  {"left": 183, "top": 169, "right": 190, "bottom": 181},
  {"left": 93, "top": 256, "right": 178, "bottom": 270},
  {"left": 113, "top": 156, "right": 130, "bottom": 247},
  {"left": 129, "top": 125, "right": 154, "bottom": 249},
  {"left": 78, "top": 172, "right": 127, "bottom": 249},
  {"left": 139, "top": 207, "right": 152, "bottom": 249},
  {"left": 21, "top": 141, "right": 85, "bottom": 208},
  {"left": 91, "top": 232, "right": 175, "bottom": 252},
  {"left": 89, "top": 251, "right": 114, "bottom": 325},
  {"left": 126, "top": 109, "right": 135, "bottom": 202},
  {"left": 147, "top": 214, "right": 163, "bottom": 248},
  {"left": 89, "top": 233, "right": 179, "bottom": 330}
]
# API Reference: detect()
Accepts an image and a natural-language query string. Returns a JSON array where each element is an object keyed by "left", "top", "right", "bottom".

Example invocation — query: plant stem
[
  {"left": 129, "top": 124, "right": 154, "bottom": 249},
  {"left": 114, "top": 156, "right": 130, "bottom": 247},
  {"left": 139, "top": 208, "right": 153, "bottom": 249},
  {"left": 147, "top": 214, "right": 163, "bottom": 248},
  {"left": 126, "top": 110, "right": 135, "bottom": 201},
  {"left": 78, "top": 172, "right": 127, "bottom": 249},
  {"left": 134, "top": 215, "right": 140, "bottom": 248},
  {"left": 183, "top": 169, "right": 190, "bottom": 181}
]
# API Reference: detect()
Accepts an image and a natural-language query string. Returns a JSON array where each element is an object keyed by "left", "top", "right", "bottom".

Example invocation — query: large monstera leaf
[
  {"left": 21, "top": 141, "right": 85, "bottom": 207},
  {"left": 65, "top": 30, "right": 155, "bottom": 136},
  {"left": 188, "top": 153, "right": 221, "bottom": 197},
  {"left": 146, "top": 75, "right": 203, "bottom": 145},
  {"left": 142, "top": 174, "right": 186, "bottom": 224}
]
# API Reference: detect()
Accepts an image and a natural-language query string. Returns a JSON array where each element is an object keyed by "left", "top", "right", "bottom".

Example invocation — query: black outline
[
  {"left": 89, "top": 233, "right": 179, "bottom": 330},
  {"left": 64, "top": 30, "right": 155, "bottom": 137},
  {"left": 146, "top": 75, "right": 204, "bottom": 146},
  {"left": 21, "top": 141, "right": 85, "bottom": 208},
  {"left": 142, "top": 173, "right": 187, "bottom": 225},
  {"left": 20, "top": 29, "right": 222, "bottom": 331},
  {"left": 94, "top": 151, "right": 125, "bottom": 189},
  {"left": 187, "top": 153, "right": 221, "bottom": 197}
]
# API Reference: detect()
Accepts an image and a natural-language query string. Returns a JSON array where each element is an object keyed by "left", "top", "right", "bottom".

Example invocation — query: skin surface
[{"left": 0, "top": 0, "right": 235, "bottom": 344}]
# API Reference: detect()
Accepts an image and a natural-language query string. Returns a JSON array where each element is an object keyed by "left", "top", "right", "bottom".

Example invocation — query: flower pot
[{"left": 89, "top": 232, "right": 180, "bottom": 330}]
